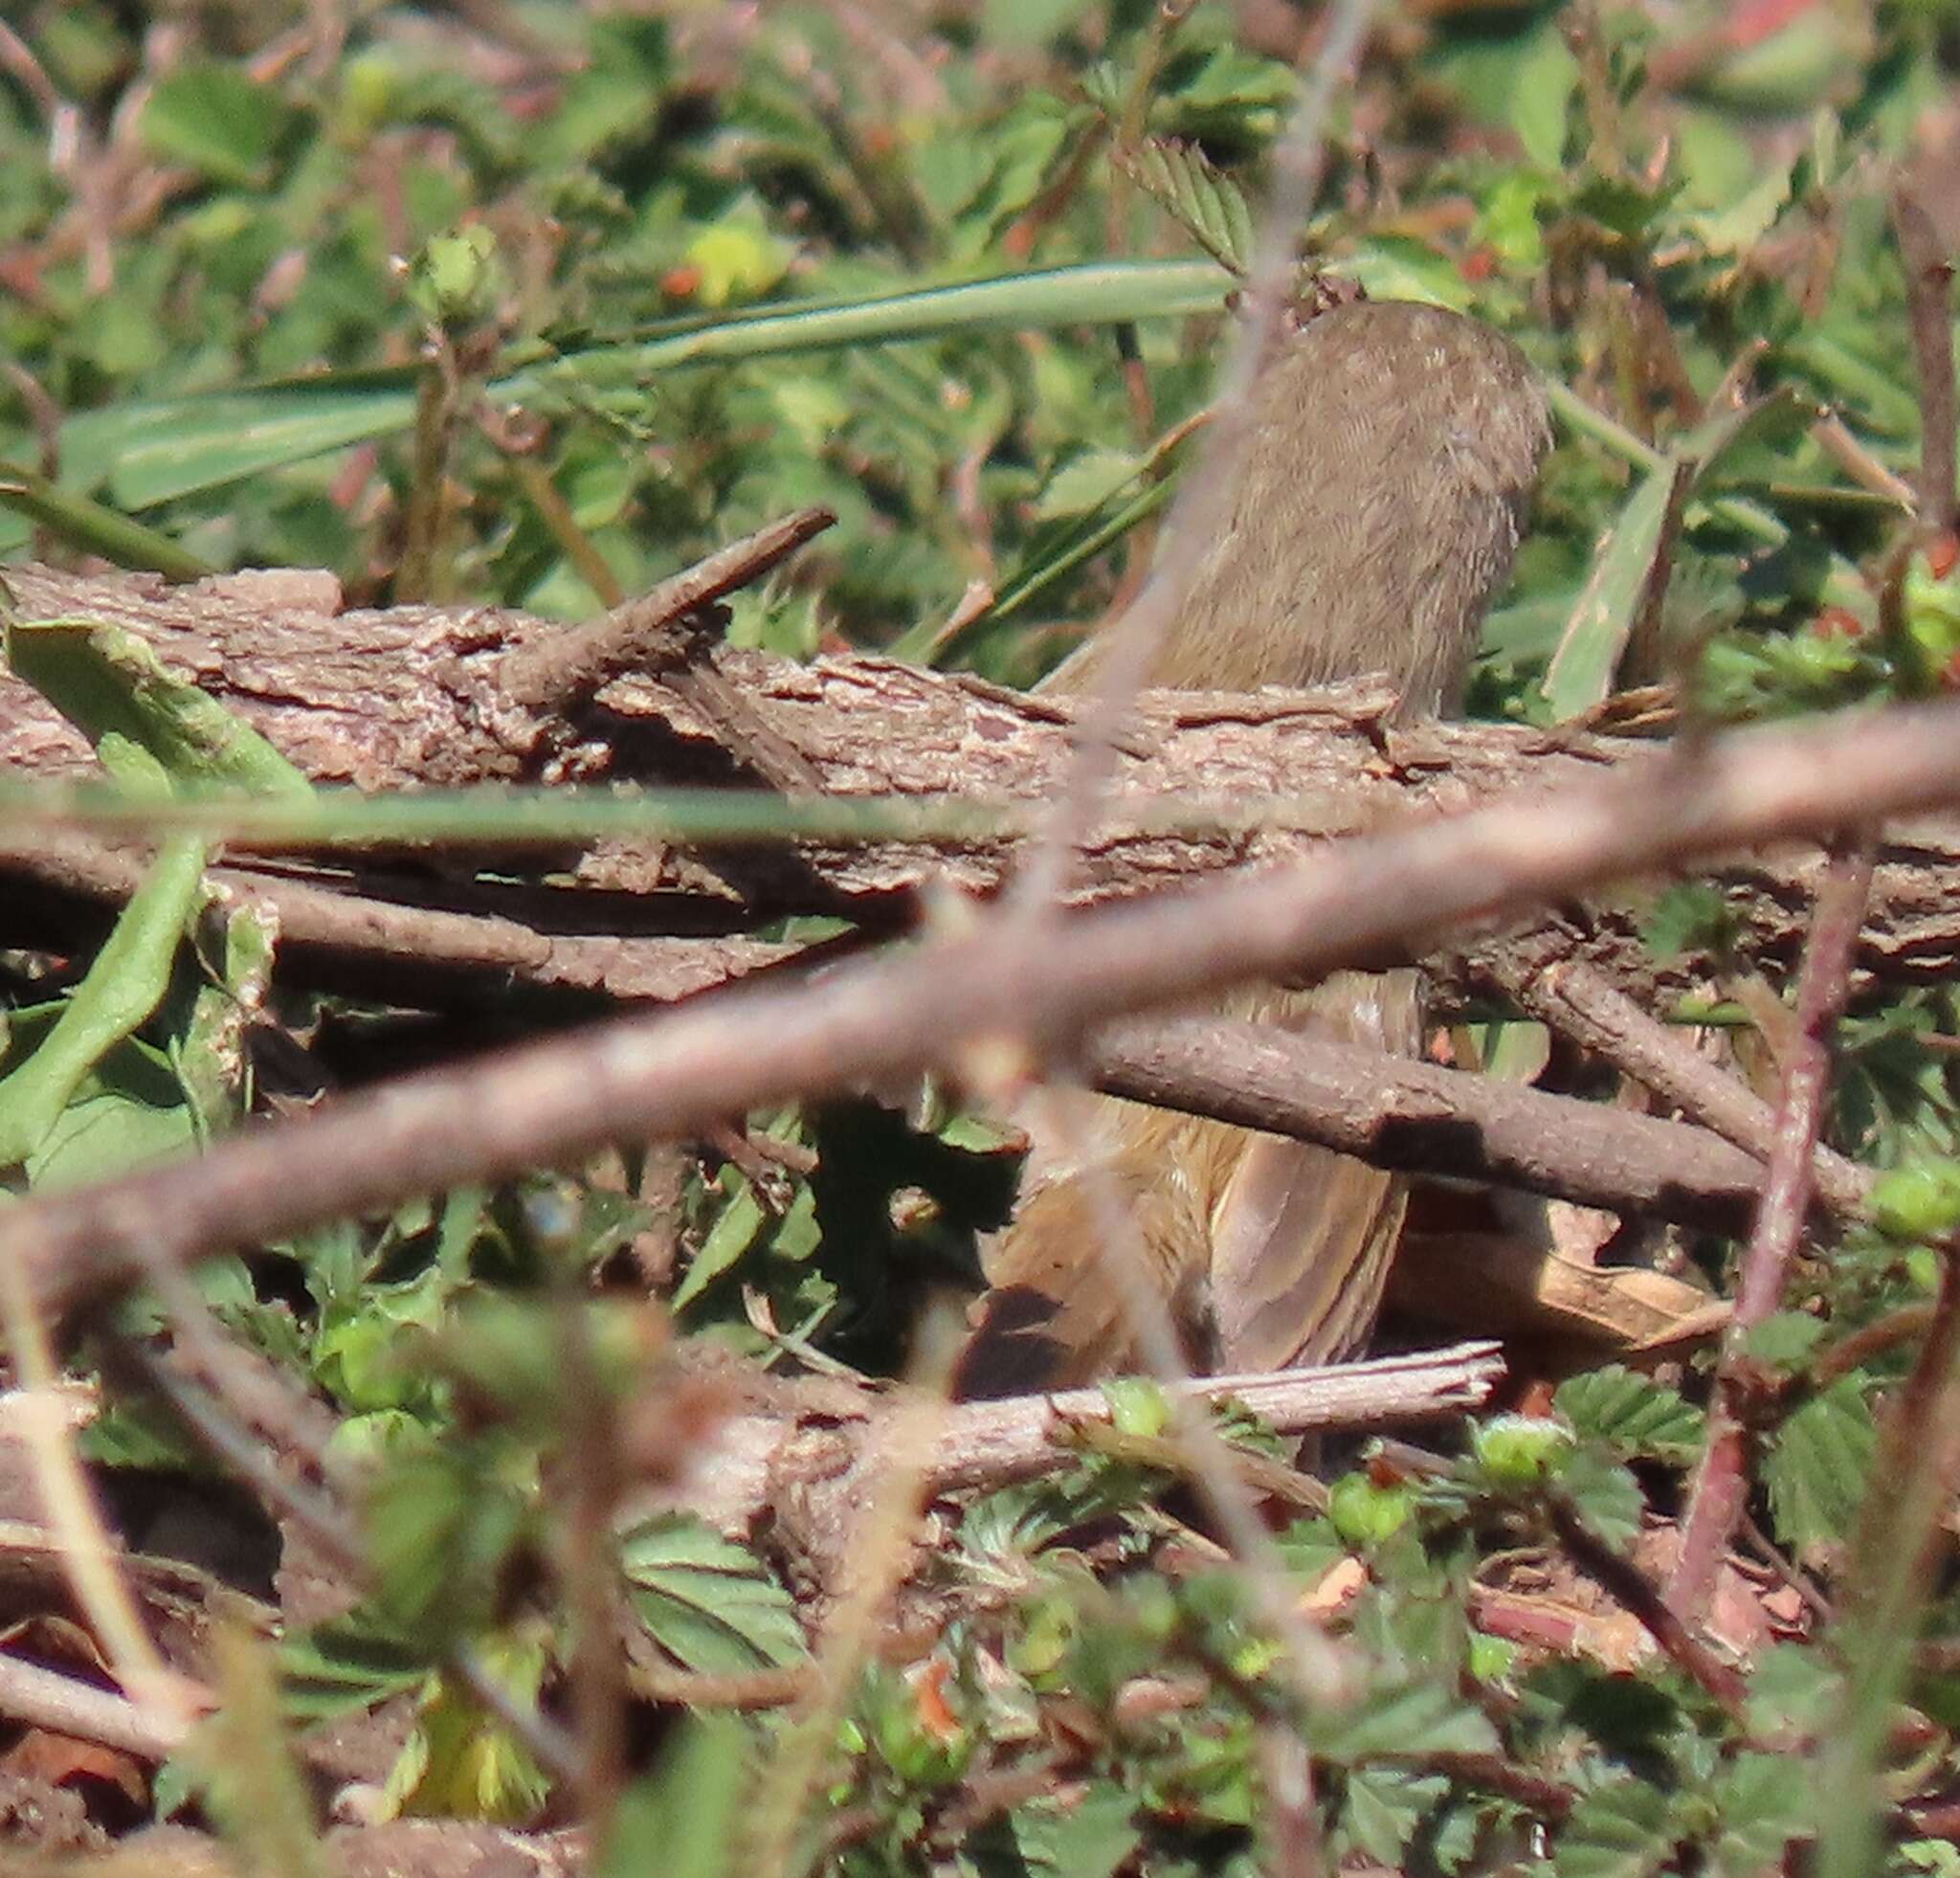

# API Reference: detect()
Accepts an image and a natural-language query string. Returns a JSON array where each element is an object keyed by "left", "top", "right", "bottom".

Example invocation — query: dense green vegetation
[{"left": 9, "top": 2, "right": 1960, "bottom": 1872}]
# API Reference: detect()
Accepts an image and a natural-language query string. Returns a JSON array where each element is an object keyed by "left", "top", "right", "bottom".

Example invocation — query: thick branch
[
  {"left": 10, "top": 694, "right": 1960, "bottom": 1334},
  {"left": 7, "top": 566, "right": 1960, "bottom": 1004},
  {"left": 1088, "top": 1016, "right": 1778, "bottom": 1235}
]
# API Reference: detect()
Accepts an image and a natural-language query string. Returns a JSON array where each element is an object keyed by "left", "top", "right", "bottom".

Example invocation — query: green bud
[
  {"left": 405, "top": 225, "right": 504, "bottom": 330},
  {"left": 1327, "top": 1472, "right": 1415, "bottom": 1546},
  {"left": 1102, "top": 1376, "right": 1169, "bottom": 1440},
  {"left": 1871, "top": 1159, "right": 1960, "bottom": 1241},
  {"left": 1473, "top": 1413, "right": 1575, "bottom": 1486}
]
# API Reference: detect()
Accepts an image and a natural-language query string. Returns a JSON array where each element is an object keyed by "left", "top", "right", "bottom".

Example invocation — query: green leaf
[
  {"left": 1340, "top": 1766, "right": 1449, "bottom": 1867},
  {"left": 390, "top": 1636, "right": 551, "bottom": 1822},
  {"left": 0, "top": 838, "right": 206, "bottom": 1171},
  {"left": 1872, "top": 1158, "right": 1960, "bottom": 1241},
  {"left": 1316, "top": 1679, "right": 1499, "bottom": 1761},
  {"left": 1474, "top": 1412, "right": 1576, "bottom": 1485},
  {"left": 1554, "top": 1447, "right": 1646, "bottom": 1553},
  {"left": 619, "top": 1514, "right": 806, "bottom": 1674},
  {"left": 1116, "top": 140, "right": 1253, "bottom": 275},
  {"left": 1327, "top": 1471, "right": 1417, "bottom": 1545},
  {"left": 4, "top": 619, "right": 312, "bottom": 795},
  {"left": 1554, "top": 1777, "right": 1679, "bottom": 1878},
  {"left": 0, "top": 460, "right": 213, "bottom": 578},
  {"left": 23, "top": 1051, "right": 198, "bottom": 1191},
  {"left": 1543, "top": 458, "right": 1683, "bottom": 719},
  {"left": 1032, "top": 446, "right": 1148, "bottom": 522},
  {"left": 672, "top": 1170, "right": 768, "bottom": 1310},
  {"left": 279, "top": 1615, "right": 434, "bottom": 1723},
  {"left": 1745, "top": 1641, "right": 1840, "bottom": 1739},
  {"left": 1508, "top": 23, "right": 1581, "bottom": 169},
  {"left": 64, "top": 372, "right": 430, "bottom": 513},
  {"left": 991, "top": 1782, "right": 1140, "bottom": 1878},
  {"left": 1707, "top": 1752, "right": 1810, "bottom": 1875},
  {"left": 1555, "top": 1367, "right": 1705, "bottom": 1463},
  {"left": 1544, "top": 394, "right": 1802, "bottom": 718},
  {"left": 1739, "top": 1310, "right": 1826, "bottom": 1371},
  {"left": 142, "top": 64, "right": 291, "bottom": 185},
  {"left": 1639, "top": 882, "right": 1736, "bottom": 960},
  {"left": 365, "top": 1447, "right": 532, "bottom": 1636},
  {"left": 1763, "top": 1375, "right": 1876, "bottom": 1554},
  {"left": 982, "top": 0, "right": 1096, "bottom": 45}
]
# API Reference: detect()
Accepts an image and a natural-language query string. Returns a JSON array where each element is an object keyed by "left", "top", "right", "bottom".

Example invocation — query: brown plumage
[{"left": 951, "top": 298, "right": 1550, "bottom": 1398}]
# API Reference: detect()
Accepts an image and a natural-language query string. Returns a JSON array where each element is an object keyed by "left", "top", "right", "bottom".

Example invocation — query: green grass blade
[
  {"left": 63, "top": 261, "right": 1230, "bottom": 510},
  {"left": 0, "top": 778, "right": 1012, "bottom": 848},
  {"left": 62, "top": 370, "right": 427, "bottom": 515},
  {"left": 0, "top": 834, "right": 208, "bottom": 1170},
  {"left": 0, "top": 461, "right": 214, "bottom": 579}
]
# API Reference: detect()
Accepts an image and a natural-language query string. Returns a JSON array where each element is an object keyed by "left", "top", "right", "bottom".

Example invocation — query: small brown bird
[{"left": 951, "top": 296, "right": 1550, "bottom": 1397}]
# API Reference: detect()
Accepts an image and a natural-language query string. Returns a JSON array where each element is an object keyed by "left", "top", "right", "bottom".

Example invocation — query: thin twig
[
  {"left": 1545, "top": 1496, "right": 1746, "bottom": 1716},
  {"left": 1090, "top": 1013, "right": 1791, "bottom": 1234},
  {"left": 1014, "top": 1088, "right": 1352, "bottom": 1705},
  {"left": 0, "top": 1650, "right": 189, "bottom": 1762},
  {"left": 1892, "top": 184, "right": 1956, "bottom": 532},
  {"left": 497, "top": 508, "right": 835, "bottom": 716},
  {"left": 1668, "top": 842, "right": 1874, "bottom": 1622},
  {"left": 1815, "top": 1232, "right": 1960, "bottom": 1878},
  {"left": 0, "top": 1241, "right": 201, "bottom": 1734},
  {"left": 1492, "top": 944, "right": 1872, "bottom": 1221},
  {"left": 743, "top": 1353, "right": 954, "bottom": 1877},
  {"left": 552, "top": 1285, "right": 630, "bottom": 1836},
  {"left": 1005, "top": 0, "right": 1377, "bottom": 919}
]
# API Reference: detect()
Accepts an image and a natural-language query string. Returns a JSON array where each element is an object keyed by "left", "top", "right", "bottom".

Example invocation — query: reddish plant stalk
[{"left": 1667, "top": 842, "right": 1873, "bottom": 1621}]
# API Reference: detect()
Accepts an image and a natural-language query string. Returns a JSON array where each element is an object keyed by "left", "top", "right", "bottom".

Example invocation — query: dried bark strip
[{"left": 661, "top": 1343, "right": 1508, "bottom": 1539}]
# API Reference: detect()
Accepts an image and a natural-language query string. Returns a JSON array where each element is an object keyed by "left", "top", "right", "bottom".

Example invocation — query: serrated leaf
[
  {"left": 1554, "top": 1447, "right": 1646, "bottom": 1553},
  {"left": 1555, "top": 1777, "right": 1678, "bottom": 1878},
  {"left": 1555, "top": 1367, "right": 1705, "bottom": 1463},
  {"left": 619, "top": 1514, "right": 806, "bottom": 1674},
  {"left": 1317, "top": 1678, "right": 1499, "bottom": 1762},
  {"left": 1763, "top": 1375, "right": 1876, "bottom": 1554},
  {"left": 1739, "top": 1310, "right": 1826, "bottom": 1371},
  {"left": 279, "top": 1615, "right": 434, "bottom": 1723},
  {"left": 1340, "top": 1766, "right": 1450, "bottom": 1866},
  {"left": 984, "top": 1782, "right": 1139, "bottom": 1878},
  {"left": 1639, "top": 882, "right": 1735, "bottom": 960},
  {"left": 1745, "top": 1642, "right": 1840, "bottom": 1739},
  {"left": 390, "top": 1637, "right": 551, "bottom": 1823},
  {"left": 1708, "top": 1752, "right": 1810, "bottom": 1876},
  {"left": 1116, "top": 139, "right": 1253, "bottom": 275}
]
